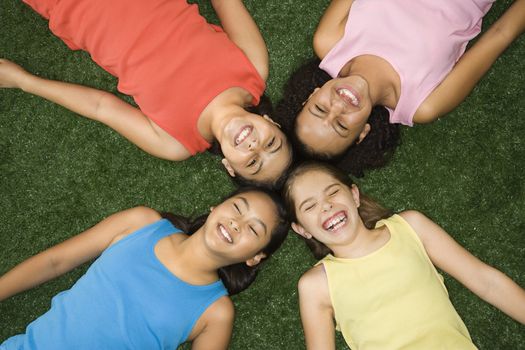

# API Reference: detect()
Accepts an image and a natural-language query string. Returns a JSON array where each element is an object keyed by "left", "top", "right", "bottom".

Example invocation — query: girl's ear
[
  {"left": 302, "top": 87, "right": 321, "bottom": 106},
  {"left": 291, "top": 222, "right": 313, "bottom": 239},
  {"left": 246, "top": 252, "right": 267, "bottom": 267},
  {"left": 262, "top": 114, "right": 281, "bottom": 128},
  {"left": 221, "top": 158, "right": 236, "bottom": 177},
  {"left": 356, "top": 123, "right": 371, "bottom": 144},
  {"left": 351, "top": 184, "right": 361, "bottom": 207}
]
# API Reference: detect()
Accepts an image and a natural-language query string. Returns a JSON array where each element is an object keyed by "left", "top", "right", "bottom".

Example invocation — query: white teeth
[
  {"left": 219, "top": 225, "right": 233, "bottom": 243},
  {"left": 338, "top": 88, "right": 359, "bottom": 106},
  {"left": 235, "top": 127, "right": 251, "bottom": 145},
  {"left": 325, "top": 213, "right": 347, "bottom": 231}
]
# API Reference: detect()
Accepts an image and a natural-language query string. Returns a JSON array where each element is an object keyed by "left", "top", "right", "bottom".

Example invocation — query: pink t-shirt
[
  {"left": 24, "top": 0, "right": 265, "bottom": 155},
  {"left": 320, "top": 0, "right": 494, "bottom": 126}
]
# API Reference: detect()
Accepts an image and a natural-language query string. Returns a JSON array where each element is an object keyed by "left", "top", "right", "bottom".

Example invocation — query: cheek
[
  {"left": 223, "top": 150, "right": 247, "bottom": 167},
  {"left": 297, "top": 213, "right": 318, "bottom": 231},
  {"left": 238, "top": 237, "right": 262, "bottom": 256},
  {"left": 296, "top": 109, "right": 310, "bottom": 128}
]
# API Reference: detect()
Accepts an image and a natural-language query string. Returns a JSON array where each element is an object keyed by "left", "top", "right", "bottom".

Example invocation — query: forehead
[
  {"left": 296, "top": 111, "right": 348, "bottom": 155},
  {"left": 254, "top": 136, "right": 291, "bottom": 182},
  {"left": 238, "top": 191, "right": 278, "bottom": 222},
  {"left": 291, "top": 170, "right": 339, "bottom": 198}
]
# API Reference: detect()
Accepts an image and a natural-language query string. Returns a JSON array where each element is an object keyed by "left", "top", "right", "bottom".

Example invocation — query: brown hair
[{"left": 283, "top": 161, "right": 392, "bottom": 259}]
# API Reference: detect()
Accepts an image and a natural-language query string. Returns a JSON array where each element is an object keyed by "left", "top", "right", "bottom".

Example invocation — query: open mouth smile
[
  {"left": 218, "top": 224, "right": 233, "bottom": 244},
  {"left": 336, "top": 86, "right": 360, "bottom": 107},
  {"left": 235, "top": 126, "right": 253, "bottom": 146},
  {"left": 322, "top": 211, "right": 348, "bottom": 232}
]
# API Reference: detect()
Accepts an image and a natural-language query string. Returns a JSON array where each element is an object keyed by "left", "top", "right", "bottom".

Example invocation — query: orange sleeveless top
[{"left": 24, "top": 0, "right": 265, "bottom": 154}]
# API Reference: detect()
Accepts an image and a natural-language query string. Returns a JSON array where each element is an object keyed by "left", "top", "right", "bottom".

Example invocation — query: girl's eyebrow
[
  {"left": 298, "top": 183, "right": 340, "bottom": 210},
  {"left": 308, "top": 107, "right": 322, "bottom": 118},
  {"left": 239, "top": 196, "right": 250, "bottom": 211},
  {"left": 299, "top": 197, "right": 315, "bottom": 211},
  {"left": 324, "top": 183, "right": 340, "bottom": 193},
  {"left": 255, "top": 219, "right": 267, "bottom": 236},
  {"left": 250, "top": 162, "right": 263, "bottom": 175},
  {"left": 240, "top": 196, "right": 268, "bottom": 235},
  {"left": 269, "top": 139, "right": 283, "bottom": 154}
]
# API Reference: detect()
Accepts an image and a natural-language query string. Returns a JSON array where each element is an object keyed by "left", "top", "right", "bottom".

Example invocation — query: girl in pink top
[
  {"left": 0, "top": 0, "right": 292, "bottom": 189},
  {"left": 275, "top": 0, "right": 524, "bottom": 177}
]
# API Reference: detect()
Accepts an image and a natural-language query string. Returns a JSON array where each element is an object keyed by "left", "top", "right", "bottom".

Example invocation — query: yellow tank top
[{"left": 319, "top": 214, "right": 476, "bottom": 349}]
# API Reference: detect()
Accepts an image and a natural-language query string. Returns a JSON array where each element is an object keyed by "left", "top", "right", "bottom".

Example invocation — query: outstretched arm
[
  {"left": 298, "top": 265, "right": 337, "bottom": 350},
  {"left": 401, "top": 210, "right": 525, "bottom": 324},
  {"left": 210, "top": 0, "right": 268, "bottom": 81},
  {"left": 0, "top": 207, "right": 160, "bottom": 301},
  {"left": 0, "top": 59, "right": 191, "bottom": 161},
  {"left": 313, "top": 0, "right": 354, "bottom": 59},
  {"left": 414, "top": 0, "right": 525, "bottom": 123}
]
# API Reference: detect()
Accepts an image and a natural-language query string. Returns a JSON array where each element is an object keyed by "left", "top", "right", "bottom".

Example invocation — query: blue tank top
[{"left": 1, "top": 219, "right": 228, "bottom": 349}]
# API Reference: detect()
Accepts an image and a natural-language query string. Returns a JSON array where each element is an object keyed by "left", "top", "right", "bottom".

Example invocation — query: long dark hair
[
  {"left": 162, "top": 187, "right": 289, "bottom": 295},
  {"left": 208, "top": 95, "right": 294, "bottom": 190},
  {"left": 274, "top": 59, "right": 400, "bottom": 177},
  {"left": 283, "top": 161, "right": 392, "bottom": 260}
]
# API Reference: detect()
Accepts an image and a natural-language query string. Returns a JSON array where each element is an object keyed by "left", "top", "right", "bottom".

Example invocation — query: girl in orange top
[{"left": 0, "top": 0, "right": 292, "bottom": 188}]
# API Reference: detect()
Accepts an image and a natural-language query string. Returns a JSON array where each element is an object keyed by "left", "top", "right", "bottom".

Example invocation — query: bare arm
[
  {"left": 0, "top": 59, "right": 191, "bottom": 161},
  {"left": 0, "top": 207, "right": 161, "bottom": 301},
  {"left": 191, "top": 297, "right": 234, "bottom": 350},
  {"left": 298, "top": 265, "right": 337, "bottom": 350},
  {"left": 0, "top": 59, "right": 129, "bottom": 123},
  {"left": 313, "top": 0, "right": 354, "bottom": 59},
  {"left": 414, "top": 0, "right": 525, "bottom": 123},
  {"left": 210, "top": 0, "right": 268, "bottom": 81},
  {"left": 401, "top": 210, "right": 525, "bottom": 324}
]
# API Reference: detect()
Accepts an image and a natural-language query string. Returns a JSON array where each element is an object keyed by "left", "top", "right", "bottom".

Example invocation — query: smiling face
[
  {"left": 203, "top": 191, "right": 278, "bottom": 264},
  {"left": 289, "top": 169, "right": 364, "bottom": 249},
  {"left": 296, "top": 75, "right": 373, "bottom": 156},
  {"left": 219, "top": 113, "right": 291, "bottom": 185}
]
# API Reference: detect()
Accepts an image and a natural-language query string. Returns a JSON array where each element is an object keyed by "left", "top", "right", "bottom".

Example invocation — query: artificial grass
[{"left": 1, "top": 0, "right": 524, "bottom": 349}]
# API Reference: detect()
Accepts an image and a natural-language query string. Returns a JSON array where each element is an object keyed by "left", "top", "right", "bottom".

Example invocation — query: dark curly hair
[
  {"left": 273, "top": 59, "right": 400, "bottom": 177},
  {"left": 209, "top": 94, "right": 295, "bottom": 190}
]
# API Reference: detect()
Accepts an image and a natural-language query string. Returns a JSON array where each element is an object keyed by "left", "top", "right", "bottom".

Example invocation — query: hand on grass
[{"left": 0, "top": 59, "right": 33, "bottom": 89}]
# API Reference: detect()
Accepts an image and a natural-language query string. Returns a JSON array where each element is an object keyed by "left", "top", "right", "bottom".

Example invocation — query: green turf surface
[{"left": 1, "top": 0, "right": 524, "bottom": 349}]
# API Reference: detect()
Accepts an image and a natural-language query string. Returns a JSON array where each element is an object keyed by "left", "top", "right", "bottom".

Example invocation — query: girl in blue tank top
[{"left": 0, "top": 187, "right": 289, "bottom": 350}]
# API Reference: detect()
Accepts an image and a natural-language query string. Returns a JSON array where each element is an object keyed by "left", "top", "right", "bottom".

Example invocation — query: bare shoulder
[
  {"left": 398, "top": 210, "right": 428, "bottom": 226},
  {"left": 398, "top": 210, "right": 446, "bottom": 246},
  {"left": 189, "top": 295, "right": 234, "bottom": 348},
  {"left": 148, "top": 122, "right": 193, "bottom": 161},
  {"left": 413, "top": 100, "right": 439, "bottom": 124},
  {"left": 313, "top": 0, "right": 354, "bottom": 59},
  {"left": 108, "top": 207, "right": 162, "bottom": 244},
  {"left": 204, "top": 296, "right": 235, "bottom": 323},
  {"left": 191, "top": 296, "right": 234, "bottom": 337},
  {"left": 125, "top": 206, "right": 162, "bottom": 227},
  {"left": 299, "top": 264, "right": 330, "bottom": 301}
]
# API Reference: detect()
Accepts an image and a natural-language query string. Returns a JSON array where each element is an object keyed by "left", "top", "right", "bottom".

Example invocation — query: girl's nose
[
  {"left": 229, "top": 220, "right": 240, "bottom": 233},
  {"left": 248, "top": 137, "right": 258, "bottom": 151},
  {"left": 322, "top": 201, "right": 332, "bottom": 212}
]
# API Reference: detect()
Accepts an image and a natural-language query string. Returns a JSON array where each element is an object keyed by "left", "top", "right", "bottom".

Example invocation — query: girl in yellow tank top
[{"left": 283, "top": 162, "right": 525, "bottom": 350}]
